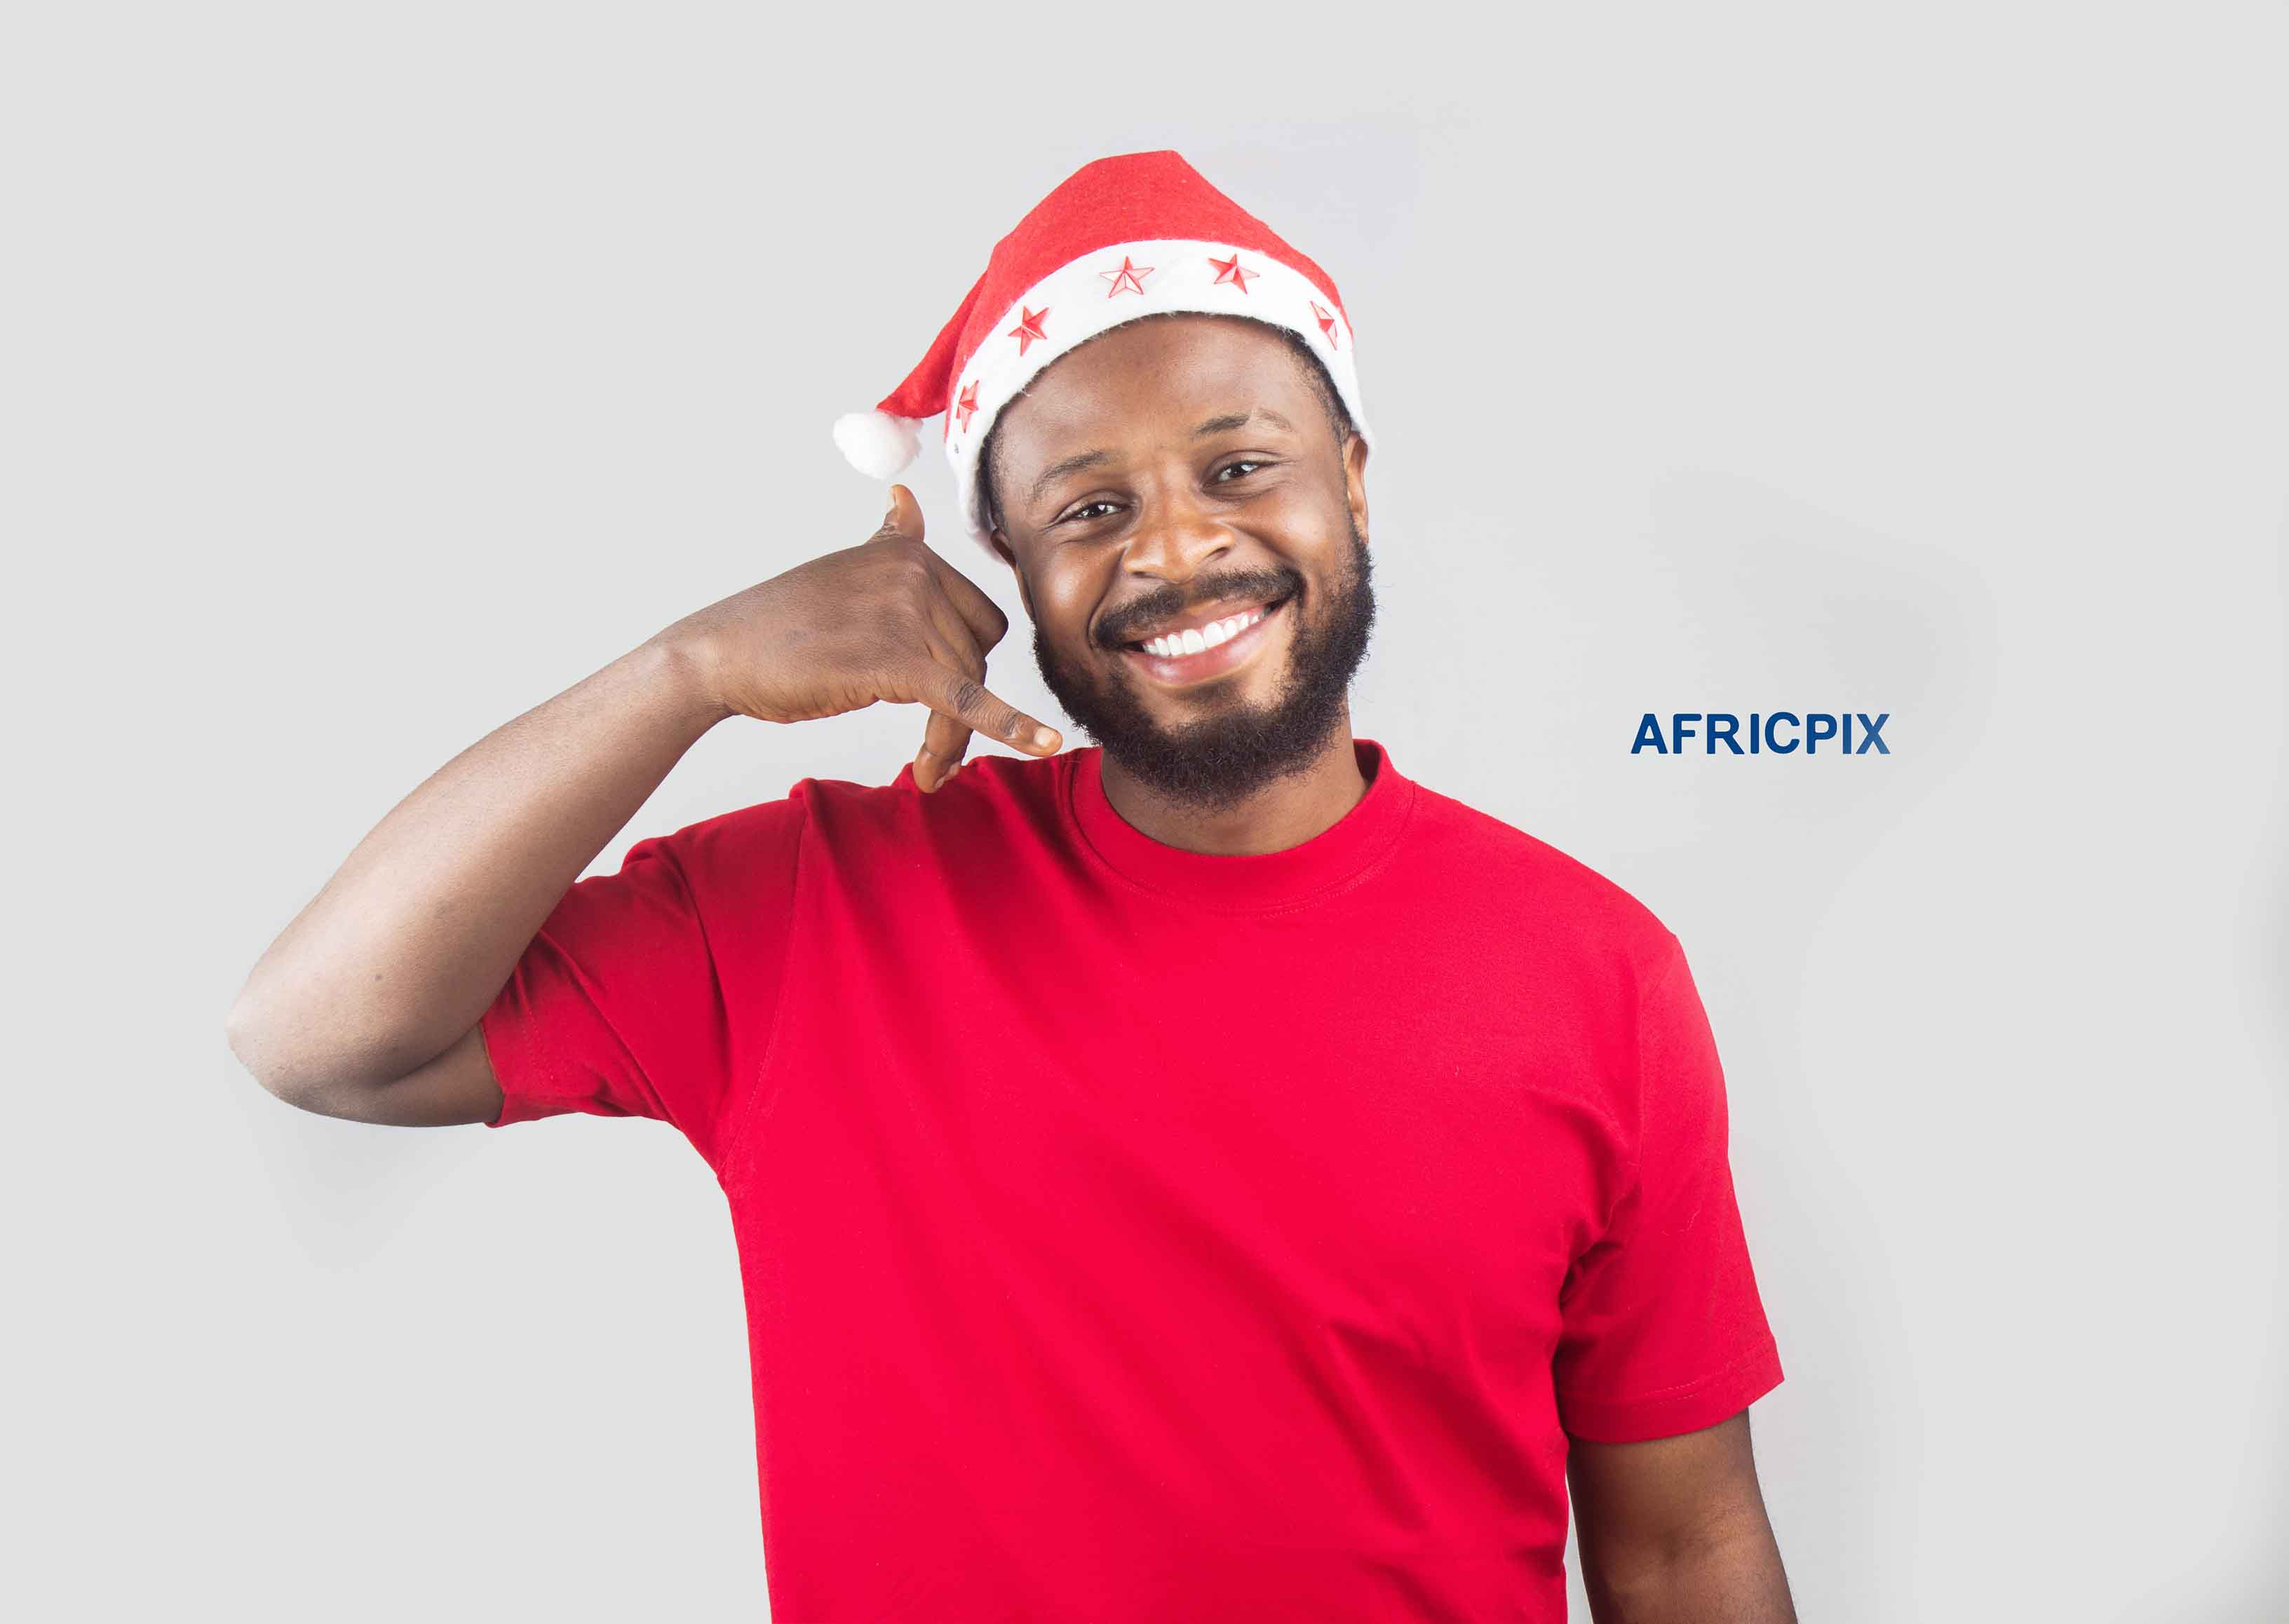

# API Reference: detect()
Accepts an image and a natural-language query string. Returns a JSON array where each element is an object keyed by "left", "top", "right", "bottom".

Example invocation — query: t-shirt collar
[{"left": 1062, "top": 736, "right": 1417, "bottom": 912}]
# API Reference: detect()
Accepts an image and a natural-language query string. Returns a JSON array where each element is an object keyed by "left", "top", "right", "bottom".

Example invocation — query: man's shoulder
[
  {"left": 623, "top": 750, "right": 1061, "bottom": 902},
  {"left": 717, "top": 748, "right": 1065, "bottom": 862},
  {"left": 1403, "top": 777, "right": 1678, "bottom": 966}
]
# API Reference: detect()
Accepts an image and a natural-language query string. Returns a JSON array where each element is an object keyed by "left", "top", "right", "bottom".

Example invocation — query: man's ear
[
  {"left": 1342, "top": 432, "right": 1371, "bottom": 549},
  {"left": 993, "top": 530, "right": 1033, "bottom": 621}
]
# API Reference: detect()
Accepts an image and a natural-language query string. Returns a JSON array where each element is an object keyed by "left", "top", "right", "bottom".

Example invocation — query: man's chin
[{"left": 1044, "top": 664, "right": 1351, "bottom": 811}]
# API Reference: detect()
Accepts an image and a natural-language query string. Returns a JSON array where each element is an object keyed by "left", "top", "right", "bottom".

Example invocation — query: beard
[{"left": 1029, "top": 513, "right": 1378, "bottom": 816}]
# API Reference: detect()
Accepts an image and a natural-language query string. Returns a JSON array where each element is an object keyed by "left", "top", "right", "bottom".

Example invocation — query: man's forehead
[{"left": 1006, "top": 320, "right": 1312, "bottom": 445}]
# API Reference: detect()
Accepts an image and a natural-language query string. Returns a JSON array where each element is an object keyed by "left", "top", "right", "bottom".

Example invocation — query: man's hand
[
  {"left": 1567, "top": 1410, "right": 1795, "bottom": 1622},
  {"left": 665, "top": 484, "right": 1060, "bottom": 792}
]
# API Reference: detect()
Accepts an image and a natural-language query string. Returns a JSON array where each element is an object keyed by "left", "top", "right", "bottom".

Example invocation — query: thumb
[{"left": 883, "top": 483, "right": 925, "bottom": 540}]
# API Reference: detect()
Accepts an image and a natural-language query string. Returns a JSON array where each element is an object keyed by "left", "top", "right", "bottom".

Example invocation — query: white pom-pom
[{"left": 832, "top": 410, "right": 921, "bottom": 479}]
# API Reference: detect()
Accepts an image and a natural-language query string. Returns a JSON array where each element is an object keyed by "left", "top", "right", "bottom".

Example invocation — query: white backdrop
[{"left": 6, "top": 4, "right": 2283, "bottom": 1618}]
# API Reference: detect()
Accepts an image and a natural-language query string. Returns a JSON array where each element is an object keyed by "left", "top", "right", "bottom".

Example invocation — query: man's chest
[{"left": 721, "top": 900, "right": 1631, "bottom": 1388}]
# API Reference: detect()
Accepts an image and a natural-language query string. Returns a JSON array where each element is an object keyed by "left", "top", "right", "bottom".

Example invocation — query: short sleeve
[
  {"left": 1552, "top": 934, "right": 1784, "bottom": 1442},
  {"left": 476, "top": 790, "right": 809, "bottom": 1170}
]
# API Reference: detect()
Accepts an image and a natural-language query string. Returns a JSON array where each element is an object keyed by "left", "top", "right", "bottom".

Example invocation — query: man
[{"left": 229, "top": 150, "right": 1794, "bottom": 1620}]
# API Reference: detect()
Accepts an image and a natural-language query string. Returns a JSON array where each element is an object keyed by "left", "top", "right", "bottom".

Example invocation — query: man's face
[{"left": 988, "top": 316, "right": 1377, "bottom": 813}]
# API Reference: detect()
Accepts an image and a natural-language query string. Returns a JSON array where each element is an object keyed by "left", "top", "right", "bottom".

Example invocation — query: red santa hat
[{"left": 830, "top": 149, "right": 1371, "bottom": 557}]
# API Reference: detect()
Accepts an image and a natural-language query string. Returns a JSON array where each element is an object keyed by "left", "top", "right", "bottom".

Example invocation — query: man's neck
[{"left": 1095, "top": 724, "right": 1367, "bottom": 857}]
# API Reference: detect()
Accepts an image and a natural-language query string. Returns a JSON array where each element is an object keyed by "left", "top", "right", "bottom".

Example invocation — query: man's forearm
[
  {"left": 227, "top": 632, "right": 731, "bottom": 1102},
  {"left": 1581, "top": 1527, "right": 1797, "bottom": 1624}
]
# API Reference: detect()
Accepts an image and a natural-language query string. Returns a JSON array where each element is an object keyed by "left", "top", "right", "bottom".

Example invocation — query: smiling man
[
  {"left": 990, "top": 311, "right": 1379, "bottom": 825},
  {"left": 227, "top": 151, "right": 1794, "bottom": 1620}
]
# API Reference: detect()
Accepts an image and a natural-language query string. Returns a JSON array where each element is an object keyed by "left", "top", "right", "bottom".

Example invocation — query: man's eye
[
  {"left": 1216, "top": 460, "right": 1268, "bottom": 482},
  {"left": 1060, "top": 500, "right": 1119, "bottom": 525}
]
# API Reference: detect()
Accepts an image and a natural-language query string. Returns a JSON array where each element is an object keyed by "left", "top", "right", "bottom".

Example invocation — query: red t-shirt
[{"left": 481, "top": 736, "right": 1783, "bottom": 1620}]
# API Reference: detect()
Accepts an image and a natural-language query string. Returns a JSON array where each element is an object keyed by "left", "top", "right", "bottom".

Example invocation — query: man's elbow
[
  {"left": 226, "top": 980, "right": 377, "bottom": 1115},
  {"left": 226, "top": 983, "right": 320, "bottom": 1109}
]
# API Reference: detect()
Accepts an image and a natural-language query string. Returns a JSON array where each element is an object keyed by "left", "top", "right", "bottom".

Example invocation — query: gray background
[{"left": 6, "top": 4, "right": 2283, "bottom": 1618}]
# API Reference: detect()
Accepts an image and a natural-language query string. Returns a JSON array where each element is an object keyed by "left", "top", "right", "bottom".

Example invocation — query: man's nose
[{"left": 1119, "top": 484, "right": 1234, "bottom": 583}]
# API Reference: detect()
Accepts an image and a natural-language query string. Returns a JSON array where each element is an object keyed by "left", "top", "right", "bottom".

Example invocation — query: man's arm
[
  {"left": 224, "top": 486, "right": 1057, "bottom": 1126},
  {"left": 227, "top": 635, "right": 727, "bottom": 1125},
  {"left": 1567, "top": 1410, "right": 1795, "bottom": 1623}
]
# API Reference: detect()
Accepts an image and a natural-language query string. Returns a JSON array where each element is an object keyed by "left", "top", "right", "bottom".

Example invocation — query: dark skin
[
  {"left": 1568, "top": 1411, "right": 1797, "bottom": 1623},
  {"left": 229, "top": 309, "right": 1791, "bottom": 1618}
]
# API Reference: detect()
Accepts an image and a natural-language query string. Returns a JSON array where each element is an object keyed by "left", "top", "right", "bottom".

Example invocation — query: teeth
[{"left": 1140, "top": 607, "right": 1266, "bottom": 659}]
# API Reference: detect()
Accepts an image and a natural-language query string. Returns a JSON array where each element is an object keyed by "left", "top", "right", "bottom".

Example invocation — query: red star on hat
[
  {"left": 1099, "top": 255, "right": 1153, "bottom": 297},
  {"left": 953, "top": 380, "right": 980, "bottom": 432},
  {"left": 1208, "top": 252, "right": 1258, "bottom": 292},
  {"left": 1007, "top": 305, "right": 1050, "bottom": 355},
  {"left": 1311, "top": 299, "right": 1341, "bottom": 348}
]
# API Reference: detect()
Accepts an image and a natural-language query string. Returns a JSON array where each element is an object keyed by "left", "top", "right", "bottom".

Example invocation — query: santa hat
[{"left": 830, "top": 149, "right": 1371, "bottom": 557}]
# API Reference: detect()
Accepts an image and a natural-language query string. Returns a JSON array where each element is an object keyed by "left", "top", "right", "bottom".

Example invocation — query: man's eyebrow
[
  {"left": 1025, "top": 409, "right": 1299, "bottom": 510},
  {"left": 1191, "top": 407, "right": 1296, "bottom": 437}
]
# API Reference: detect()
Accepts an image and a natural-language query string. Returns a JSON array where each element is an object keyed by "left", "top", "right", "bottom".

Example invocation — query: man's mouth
[{"left": 1116, "top": 593, "right": 1293, "bottom": 685}]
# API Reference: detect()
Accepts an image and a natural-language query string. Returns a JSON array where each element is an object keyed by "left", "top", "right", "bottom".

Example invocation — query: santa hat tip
[{"left": 832, "top": 410, "right": 922, "bottom": 479}]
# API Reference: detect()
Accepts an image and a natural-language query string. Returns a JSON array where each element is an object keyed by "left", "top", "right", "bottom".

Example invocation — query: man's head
[{"left": 978, "top": 312, "right": 1377, "bottom": 814}]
